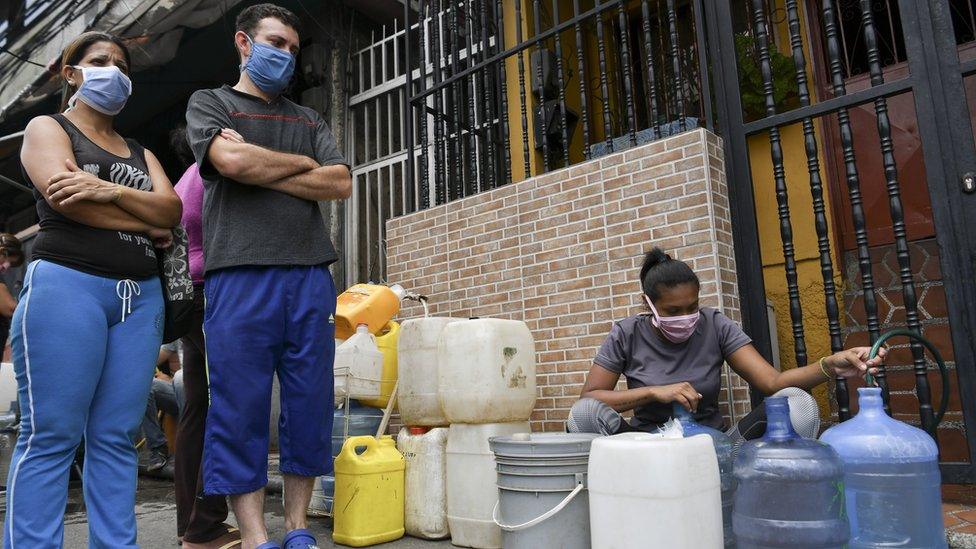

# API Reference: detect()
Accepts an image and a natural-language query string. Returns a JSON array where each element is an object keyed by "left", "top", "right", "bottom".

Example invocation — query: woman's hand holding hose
[{"left": 824, "top": 346, "right": 887, "bottom": 379}]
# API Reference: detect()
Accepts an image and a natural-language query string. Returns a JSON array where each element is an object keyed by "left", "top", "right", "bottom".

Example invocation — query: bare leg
[
  {"left": 282, "top": 474, "right": 315, "bottom": 531},
  {"left": 230, "top": 489, "right": 269, "bottom": 549}
]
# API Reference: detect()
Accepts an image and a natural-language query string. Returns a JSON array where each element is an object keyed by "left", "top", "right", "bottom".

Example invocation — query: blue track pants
[
  {"left": 203, "top": 265, "right": 335, "bottom": 495},
  {"left": 4, "top": 260, "right": 163, "bottom": 548}
]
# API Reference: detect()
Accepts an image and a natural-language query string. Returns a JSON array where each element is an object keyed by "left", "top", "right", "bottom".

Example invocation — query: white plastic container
[
  {"left": 334, "top": 325, "right": 384, "bottom": 401},
  {"left": 438, "top": 319, "right": 536, "bottom": 424},
  {"left": 447, "top": 422, "right": 530, "bottom": 549},
  {"left": 397, "top": 426, "right": 450, "bottom": 540},
  {"left": 588, "top": 431, "right": 723, "bottom": 549},
  {"left": 0, "top": 363, "right": 17, "bottom": 421},
  {"left": 398, "top": 317, "right": 461, "bottom": 426}
]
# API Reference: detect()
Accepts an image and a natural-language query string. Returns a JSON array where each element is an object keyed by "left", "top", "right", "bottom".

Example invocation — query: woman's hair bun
[
  {"left": 639, "top": 247, "right": 699, "bottom": 300},
  {"left": 639, "top": 248, "right": 670, "bottom": 283}
]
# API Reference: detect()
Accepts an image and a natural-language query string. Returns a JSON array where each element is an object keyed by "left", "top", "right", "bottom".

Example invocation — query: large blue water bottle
[
  {"left": 820, "top": 387, "right": 946, "bottom": 548},
  {"left": 732, "top": 396, "right": 849, "bottom": 548},
  {"left": 672, "top": 403, "right": 736, "bottom": 547}
]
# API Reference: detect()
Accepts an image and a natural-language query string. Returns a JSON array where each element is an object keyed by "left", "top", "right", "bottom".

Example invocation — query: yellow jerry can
[
  {"left": 359, "top": 321, "right": 400, "bottom": 409},
  {"left": 335, "top": 284, "right": 405, "bottom": 340},
  {"left": 333, "top": 435, "right": 406, "bottom": 547}
]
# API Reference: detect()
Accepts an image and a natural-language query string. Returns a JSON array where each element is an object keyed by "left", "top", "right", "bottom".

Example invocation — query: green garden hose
[{"left": 866, "top": 329, "right": 949, "bottom": 433}]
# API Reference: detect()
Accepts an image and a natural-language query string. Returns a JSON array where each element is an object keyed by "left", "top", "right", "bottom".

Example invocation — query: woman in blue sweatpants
[{"left": 6, "top": 31, "right": 181, "bottom": 548}]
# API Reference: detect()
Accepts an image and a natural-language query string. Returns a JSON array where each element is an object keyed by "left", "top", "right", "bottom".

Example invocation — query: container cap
[
  {"left": 408, "top": 426, "right": 429, "bottom": 435},
  {"left": 389, "top": 284, "right": 407, "bottom": 300}
]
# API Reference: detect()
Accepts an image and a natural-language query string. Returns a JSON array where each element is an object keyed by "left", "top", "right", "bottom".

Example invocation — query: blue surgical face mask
[
  {"left": 69, "top": 65, "right": 132, "bottom": 115},
  {"left": 241, "top": 35, "right": 295, "bottom": 95}
]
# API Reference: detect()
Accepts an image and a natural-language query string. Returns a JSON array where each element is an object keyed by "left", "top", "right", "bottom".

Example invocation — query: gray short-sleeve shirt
[
  {"left": 594, "top": 308, "right": 752, "bottom": 430},
  {"left": 185, "top": 85, "right": 347, "bottom": 273}
]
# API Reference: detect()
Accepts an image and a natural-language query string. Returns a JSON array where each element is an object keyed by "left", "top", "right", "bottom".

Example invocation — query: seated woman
[{"left": 568, "top": 248, "right": 884, "bottom": 443}]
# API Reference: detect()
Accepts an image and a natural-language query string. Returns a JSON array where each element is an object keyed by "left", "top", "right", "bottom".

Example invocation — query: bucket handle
[{"left": 491, "top": 474, "right": 584, "bottom": 532}]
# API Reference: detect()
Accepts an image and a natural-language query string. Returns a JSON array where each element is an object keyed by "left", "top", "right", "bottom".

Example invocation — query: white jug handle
[{"left": 491, "top": 482, "right": 584, "bottom": 532}]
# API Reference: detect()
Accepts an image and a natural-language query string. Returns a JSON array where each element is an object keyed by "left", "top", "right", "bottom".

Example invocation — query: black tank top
[{"left": 27, "top": 114, "right": 158, "bottom": 279}]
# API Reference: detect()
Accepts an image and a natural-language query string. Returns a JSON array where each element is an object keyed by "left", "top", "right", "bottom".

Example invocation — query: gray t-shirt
[
  {"left": 185, "top": 85, "right": 347, "bottom": 273},
  {"left": 594, "top": 308, "right": 752, "bottom": 430}
]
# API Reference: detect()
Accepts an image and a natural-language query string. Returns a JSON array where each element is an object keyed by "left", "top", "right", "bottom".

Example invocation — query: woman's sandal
[{"left": 180, "top": 528, "right": 243, "bottom": 549}]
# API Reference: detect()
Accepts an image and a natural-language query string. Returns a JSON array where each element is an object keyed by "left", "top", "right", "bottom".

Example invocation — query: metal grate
[
  {"left": 405, "top": 0, "right": 711, "bottom": 208},
  {"left": 347, "top": 20, "right": 414, "bottom": 285},
  {"left": 707, "top": 0, "right": 974, "bottom": 440},
  {"left": 351, "top": 1, "right": 711, "bottom": 284}
]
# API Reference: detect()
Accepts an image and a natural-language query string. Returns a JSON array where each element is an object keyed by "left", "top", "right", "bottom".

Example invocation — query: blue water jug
[
  {"left": 732, "top": 396, "right": 849, "bottom": 548},
  {"left": 673, "top": 403, "right": 736, "bottom": 547},
  {"left": 820, "top": 387, "right": 946, "bottom": 548},
  {"left": 320, "top": 400, "right": 385, "bottom": 512}
]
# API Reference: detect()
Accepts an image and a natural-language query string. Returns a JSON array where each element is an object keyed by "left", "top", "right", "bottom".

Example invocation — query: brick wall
[{"left": 386, "top": 128, "right": 752, "bottom": 430}]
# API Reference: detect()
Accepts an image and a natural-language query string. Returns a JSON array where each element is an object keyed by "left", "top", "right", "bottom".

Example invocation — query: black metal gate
[{"left": 706, "top": 0, "right": 976, "bottom": 482}]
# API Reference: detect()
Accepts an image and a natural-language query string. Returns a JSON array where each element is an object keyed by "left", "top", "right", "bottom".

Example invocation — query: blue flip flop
[
  {"left": 282, "top": 528, "right": 319, "bottom": 549},
  {"left": 256, "top": 543, "right": 281, "bottom": 549}
]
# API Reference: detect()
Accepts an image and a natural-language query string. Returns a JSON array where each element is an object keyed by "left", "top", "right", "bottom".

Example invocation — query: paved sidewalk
[
  {"left": 1, "top": 478, "right": 451, "bottom": 549},
  {"left": 2, "top": 475, "right": 970, "bottom": 547},
  {"left": 945, "top": 503, "right": 976, "bottom": 548}
]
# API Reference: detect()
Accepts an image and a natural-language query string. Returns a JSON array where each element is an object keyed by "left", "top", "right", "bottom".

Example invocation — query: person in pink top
[
  {"left": 176, "top": 171, "right": 205, "bottom": 287},
  {"left": 169, "top": 126, "right": 240, "bottom": 548}
]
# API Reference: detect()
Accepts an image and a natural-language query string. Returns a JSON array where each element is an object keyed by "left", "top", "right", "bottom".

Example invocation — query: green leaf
[{"left": 735, "top": 33, "right": 800, "bottom": 121}]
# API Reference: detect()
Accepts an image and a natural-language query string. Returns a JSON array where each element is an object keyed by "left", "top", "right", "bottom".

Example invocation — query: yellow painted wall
[
  {"left": 750, "top": 129, "right": 845, "bottom": 417},
  {"left": 502, "top": 0, "right": 621, "bottom": 181},
  {"left": 748, "top": 0, "right": 846, "bottom": 418},
  {"left": 502, "top": 0, "right": 538, "bottom": 182}
]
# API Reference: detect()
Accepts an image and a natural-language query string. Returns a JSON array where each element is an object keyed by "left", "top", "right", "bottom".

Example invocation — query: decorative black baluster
[
  {"left": 551, "top": 0, "right": 570, "bottom": 167},
  {"left": 595, "top": 0, "right": 614, "bottom": 152},
  {"left": 751, "top": 0, "right": 808, "bottom": 367},
  {"left": 859, "top": 0, "right": 935, "bottom": 431},
  {"left": 786, "top": 1, "right": 842, "bottom": 352},
  {"left": 572, "top": 0, "right": 591, "bottom": 159},
  {"left": 667, "top": 0, "right": 686, "bottom": 132},
  {"left": 478, "top": 0, "right": 497, "bottom": 189},
  {"left": 967, "top": 0, "right": 976, "bottom": 42},
  {"left": 822, "top": 0, "right": 882, "bottom": 418},
  {"left": 418, "top": 0, "right": 430, "bottom": 210},
  {"left": 691, "top": 0, "right": 711, "bottom": 129},
  {"left": 618, "top": 0, "right": 638, "bottom": 147},
  {"left": 657, "top": 0, "right": 669, "bottom": 123},
  {"left": 835, "top": 2, "right": 853, "bottom": 78},
  {"left": 641, "top": 0, "right": 660, "bottom": 138},
  {"left": 449, "top": 2, "right": 464, "bottom": 200},
  {"left": 495, "top": 0, "right": 513, "bottom": 184},
  {"left": 464, "top": 0, "right": 480, "bottom": 194},
  {"left": 609, "top": 14, "right": 624, "bottom": 136},
  {"left": 532, "top": 0, "right": 551, "bottom": 172},
  {"left": 432, "top": 0, "right": 448, "bottom": 205},
  {"left": 515, "top": 0, "right": 532, "bottom": 177}
]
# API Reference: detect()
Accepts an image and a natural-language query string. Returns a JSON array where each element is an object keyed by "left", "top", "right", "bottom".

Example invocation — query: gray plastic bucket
[{"left": 489, "top": 433, "right": 599, "bottom": 549}]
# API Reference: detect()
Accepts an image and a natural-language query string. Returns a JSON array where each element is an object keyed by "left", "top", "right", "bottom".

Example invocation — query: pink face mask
[{"left": 645, "top": 296, "right": 700, "bottom": 343}]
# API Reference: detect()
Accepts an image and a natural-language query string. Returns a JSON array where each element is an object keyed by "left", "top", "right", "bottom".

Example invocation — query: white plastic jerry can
[
  {"left": 334, "top": 324, "right": 384, "bottom": 401},
  {"left": 397, "top": 426, "right": 450, "bottom": 540}
]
